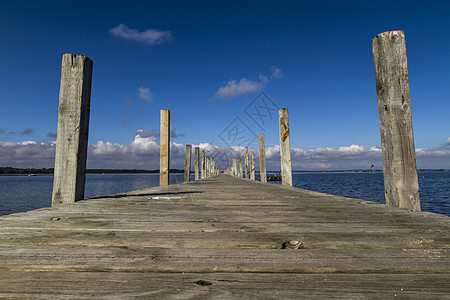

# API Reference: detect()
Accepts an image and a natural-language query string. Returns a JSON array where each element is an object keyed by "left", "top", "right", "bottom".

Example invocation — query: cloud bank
[
  {"left": 109, "top": 24, "right": 172, "bottom": 45},
  {"left": 1, "top": 136, "right": 449, "bottom": 170}
]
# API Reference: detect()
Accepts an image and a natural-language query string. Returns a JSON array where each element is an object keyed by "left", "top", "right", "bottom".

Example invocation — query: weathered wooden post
[
  {"left": 194, "top": 147, "right": 200, "bottom": 180},
  {"left": 184, "top": 144, "right": 192, "bottom": 182},
  {"left": 250, "top": 151, "right": 255, "bottom": 180},
  {"left": 372, "top": 30, "right": 420, "bottom": 211},
  {"left": 244, "top": 147, "right": 249, "bottom": 179},
  {"left": 259, "top": 134, "right": 267, "bottom": 183},
  {"left": 52, "top": 54, "right": 93, "bottom": 206},
  {"left": 201, "top": 150, "right": 206, "bottom": 179},
  {"left": 211, "top": 158, "right": 215, "bottom": 177},
  {"left": 159, "top": 109, "right": 170, "bottom": 186},
  {"left": 207, "top": 157, "right": 211, "bottom": 178},
  {"left": 279, "top": 108, "right": 293, "bottom": 187},
  {"left": 238, "top": 158, "right": 243, "bottom": 178},
  {"left": 232, "top": 158, "right": 236, "bottom": 177}
]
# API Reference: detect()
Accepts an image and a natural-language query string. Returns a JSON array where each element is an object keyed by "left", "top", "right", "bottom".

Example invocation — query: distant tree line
[{"left": 0, "top": 167, "right": 185, "bottom": 175}]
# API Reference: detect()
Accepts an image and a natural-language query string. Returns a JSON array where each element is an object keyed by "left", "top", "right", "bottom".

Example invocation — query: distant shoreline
[{"left": 1, "top": 167, "right": 448, "bottom": 176}]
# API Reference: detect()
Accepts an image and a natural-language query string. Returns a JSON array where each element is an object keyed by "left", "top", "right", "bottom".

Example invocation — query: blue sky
[{"left": 1, "top": 0, "right": 449, "bottom": 170}]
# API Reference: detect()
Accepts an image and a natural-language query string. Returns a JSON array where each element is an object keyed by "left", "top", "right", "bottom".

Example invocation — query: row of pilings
[
  {"left": 50, "top": 30, "right": 421, "bottom": 212},
  {"left": 222, "top": 108, "right": 293, "bottom": 187}
]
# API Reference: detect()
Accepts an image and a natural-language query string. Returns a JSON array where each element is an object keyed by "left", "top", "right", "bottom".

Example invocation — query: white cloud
[
  {"left": 138, "top": 87, "right": 153, "bottom": 103},
  {"left": 0, "top": 141, "right": 56, "bottom": 168},
  {"left": 338, "top": 144, "right": 365, "bottom": 153},
  {"left": 109, "top": 23, "right": 172, "bottom": 45},
  {"left": 270, "top": 67, "right": 284, "bottom": 79},
  {"left": 212, "top": 76, "right": 268, "bottom": 100},
  {"left": 1, "top": 139, "right": 449, "bottom": 170},
  {"left": 441, "top": 137, "right": 450, "bottom": 149},
  {"left": 212, "top": 67, "right": 283, "bottom": 101}
]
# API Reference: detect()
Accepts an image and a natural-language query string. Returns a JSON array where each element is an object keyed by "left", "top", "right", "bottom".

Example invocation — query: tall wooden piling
[
  {"left": 232, "top": 158, "right": 236, "bottom": 177},
  {"left": 159, "top": 109, "right": 170, "bottom": 186},
  {"left": 207, "top": 157, "right": 211, "bottom": 178},
  {"left": 194, "top": 147, "right": 200, "bottom": 180},
  {"left": 238, "top": 158, "right": 243, "bottom": 178},
  {"left": 372, "top": 30, "right": 420, "bottom": 211},
  {"left": 259, "top": 134, "right": 267, "bottom": 183},
  {"left": 52, "top": 54, "right": 93, "bottom": 206},
  {"left": 245, "top": 147, "right": 249, "bottom": 179},
  {"left": 250, "top": 151, "right": 255, "bottom": 180},
  {"left": 279, "top": 108, "right": 293, "bottom": 187},
  {"left": 201, "top": 150, "right": 206, "bottom": 179},
  {"left": 211, "top": 158, "right": 215, "bottom": 177},
  {"left": 184, "top": 144, "right": 192, "bottom": 182}
]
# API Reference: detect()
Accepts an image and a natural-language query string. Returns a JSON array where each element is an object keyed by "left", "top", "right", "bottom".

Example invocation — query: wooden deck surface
[{"left": 0, "top": 175, "right": 449, "bottom": 298}]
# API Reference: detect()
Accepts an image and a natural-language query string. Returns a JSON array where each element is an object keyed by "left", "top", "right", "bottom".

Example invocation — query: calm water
[{"left": 0, "top": 172, "right": 448, "bottom": 216}]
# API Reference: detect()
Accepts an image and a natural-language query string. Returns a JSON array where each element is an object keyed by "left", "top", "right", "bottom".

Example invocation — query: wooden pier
[{"left": 0, "top": 175, "right": 449, "bottom": 298}]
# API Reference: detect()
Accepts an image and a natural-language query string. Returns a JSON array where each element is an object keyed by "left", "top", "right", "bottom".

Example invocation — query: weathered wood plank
[{"left": 1, "top": 272, "right": 448, "bottom": 299}]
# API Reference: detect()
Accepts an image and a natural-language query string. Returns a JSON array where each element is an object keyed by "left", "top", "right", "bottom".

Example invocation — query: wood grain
[{"left": 1, "top": 175, "right": 448, "bottom": 298}]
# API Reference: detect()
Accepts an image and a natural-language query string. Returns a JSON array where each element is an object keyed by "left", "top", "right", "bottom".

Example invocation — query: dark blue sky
[{"left": 1, "top": 0, "right": 449, "bottom": 169}]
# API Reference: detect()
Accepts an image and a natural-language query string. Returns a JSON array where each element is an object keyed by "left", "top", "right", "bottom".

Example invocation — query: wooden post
[
  {"left": 207, "top": 157, "right": 211, "bottom": 178},
  {"left": 244, "top": 147, "right": 249, "bottom": 179},
  {"left": 232, "top": 158, "right": 236, "bottom": 177},
  {"left": 184, "top": 144, "right": 192, "bottom": 182},
  {"left": 279, "top": 108, "right": 293, "bottom": 187},
  {"left": 259, "top": 134, "right": 267, "bottom": 183},
  {"left": 201, "top": 150, "right": 206, "bottom": 179},
  {"left": 372, "top": 30, "right": 420, "bottom": 211},
  {"left": 194, "top": 147, "right": 200, "bottom": 180},
  {"left": 250, "top": 151, "right": 255, "bottom": 180},
  {"left": 52, "top": 54, "right": 93, "bottom": 206},
  {"left": 159, "top": 109, "right": 170, "bottom": 186},
  {"left": 238, "top": 158, "right": 243, "bottom": 178},
  {"left": 211, "top": 158, "right": 215, "bottom": 177}
]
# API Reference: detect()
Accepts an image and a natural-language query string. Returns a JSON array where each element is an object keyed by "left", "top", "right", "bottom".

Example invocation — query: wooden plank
[
  {"left": 1, "top": 272, "right": 448, "bottom": 298},
  {"left": 1, "top": 229, "right": 449, "bottom": 250},
  {"left": 0, "top": 246, "right": 448, "bottom": 273},
  {"left": 372, "top": 30, "right": 420, "bottom": 211}
]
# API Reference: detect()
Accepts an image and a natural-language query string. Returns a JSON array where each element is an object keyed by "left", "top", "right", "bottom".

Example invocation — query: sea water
[{"left": 0, "top": 172, "right": 448, "bottom": 217}]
